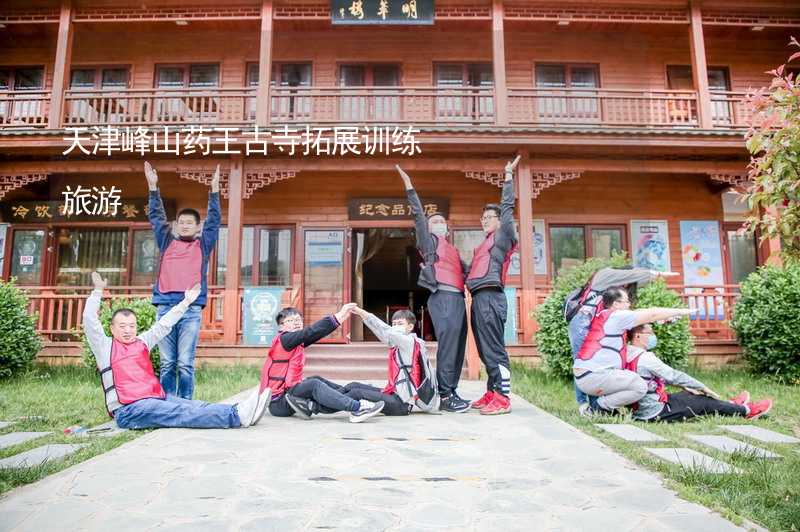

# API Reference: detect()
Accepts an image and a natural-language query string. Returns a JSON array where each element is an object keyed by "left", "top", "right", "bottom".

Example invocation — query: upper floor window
[
  {"left": 666, "top": 65, "right": 730, "bottom": 91},
  {"left": 535, "top": 64, "right": 599, "bottom": 121},
  {"left": 0, "top": 67, "right": 44, "bottom": 90},
  {"left": 247, "top": 63, "right": 312, "bottom": 87},
  {"left": 435, "top": 63, "right": 493, "bottom": 122},
  {"left": 156, "top": 64, "right": 219, "bottom": 88},
  {"left": 535, "top": 64, "right": 599, "bottom": 89},
  {"left": 70, "top": 67, "right": 129, "bottom": 90}
]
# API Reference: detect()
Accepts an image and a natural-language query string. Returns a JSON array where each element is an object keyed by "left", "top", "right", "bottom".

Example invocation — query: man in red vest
[
  {"left": 396, "top": 165, "right": 469, "bottom": 413},
  {"left": 83, "top": 272, "right": 269, "bottom": 429},
  {"left": 467, "top": 156, "right": 521, "bottom": 416},
  {"left": 144, "top": 161, "right": 221, "bottom": 400}
]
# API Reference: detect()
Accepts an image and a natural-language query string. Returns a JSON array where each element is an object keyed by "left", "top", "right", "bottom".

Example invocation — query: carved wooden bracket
[
  {"left": 0, "top": 173, "right": 50, "bottom": 200},
  {"left": 531, "top": 170, "right": 583, "bottom": 198},
  {"left": 178, "top": 170, "right": 231, "bottom": 198},
  {"left": 464, "top": 171, "right": 504, "bottom": 188},
  {"left": 244, "top": 170, "right": 297, "bottom": 199},
  {"left": 709, "top": 173, "right": 750, "bottom": 190}
]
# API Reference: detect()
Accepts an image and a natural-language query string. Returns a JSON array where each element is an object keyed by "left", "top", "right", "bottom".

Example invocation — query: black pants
[
  {"left": 342, "top": 382, "right": 410, "bottom": 416},
  {"left": 470, "top": 288, "right": 511, "bottom": 395},
  {"left": 268, "top": 376, "right": 358, "bottom": 417},
  {"left": 654, "top": 391, "right": 747, "bottom": 423},
  {"left": 428, "top": 290, "right": 467, "bottom": 397}
]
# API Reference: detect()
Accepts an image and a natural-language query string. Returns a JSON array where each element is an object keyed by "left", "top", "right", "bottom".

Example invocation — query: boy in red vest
[
  {"left": 260, "top": 304, "right": 386, "bottom": 423},
  {"left": 467, "top": 156, "right": 521, "bottom": 415},
  {"left": 83, "top": 272, "right": 270, "bottom": 429},
  {"left": 144, "top": 161, "right": 221, "bottom": 400},
  {"left": 396, "top": 165, "right": 469, "bottom": 413}
]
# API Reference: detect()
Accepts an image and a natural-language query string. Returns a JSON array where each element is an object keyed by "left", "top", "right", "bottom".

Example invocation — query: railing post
[
  {"left": 223, "top": 156, "right": 244, "bottom": 344},
  {"left": 689, "top": 0, "right": 713, "bottom": 129},
  {"left": 516, "top": 151, "right": 537, "bottom": 343},
  {"left": 255, "top": 0, "right": 274, "bottom": 128},
  {"left": 491, "top": 0, "right": 509, "bottom": 126},
  {"left": 48, "top": 0, "right": 73, "bottom": 128}
]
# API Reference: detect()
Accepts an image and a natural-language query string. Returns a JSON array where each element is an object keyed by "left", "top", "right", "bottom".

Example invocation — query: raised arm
[
  {"left": 83, "top": 273, "right": 111, "bottom": 364},
  {"left": 201, "top": 164, "right": 222, "bottom": 252},
  {"left": 145, "top": 161, "right": 172, "bottom": 251},
  {"left": 397, "top": 165, "right": 436, "bottom": 254},
  {"left": 639, "top": 352, "right": 706, "bottom": 391},
  {"left": 631, "top": 307, "right": 694, "bottom": 328},
  {"left": 138, "top": 283, "right": 200, "bottom": 350},
  {"left": 278, "top": 303, "right": 354, "bottom": 351},
  {"left": 500, "top": 156, "right": 520, "bottom": 239},
  {"left": 353, "top": 307, "right": 415, "bottom": 352}
]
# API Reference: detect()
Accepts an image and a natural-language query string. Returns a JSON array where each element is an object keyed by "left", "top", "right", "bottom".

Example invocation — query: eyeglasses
[{"left": 480, "top": 214, "right": 498, "bottom": 221}]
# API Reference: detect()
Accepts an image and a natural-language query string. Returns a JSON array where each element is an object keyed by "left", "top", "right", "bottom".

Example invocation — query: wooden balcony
[{"left": 0, "top": 90, "right": 51, "bottom": 128}]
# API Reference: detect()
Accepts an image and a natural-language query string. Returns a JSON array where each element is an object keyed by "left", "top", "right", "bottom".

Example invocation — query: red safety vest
[
  {"left": 157, "top": 239, "right": 202, "bottom": 293},
  {"left": 576, "top": 309, "right": 628, "bottom": 366},
  {"left": 100, "top": 339, "right": 165, "bottom": 417},
  {"left": 624, "top": 352, "right": 668, "bottom": 410},
  {"left": 432, "top": 236, "right": 464, "bottom": 291},
  {"left": 382, "top": 342, "right": 423, "bottom": 396},
  {"left": 259, "top": 333, "right": 304, "bottom": 396},
  {"left": 466, "top": 232, "right": 517, "bottom": 287}
]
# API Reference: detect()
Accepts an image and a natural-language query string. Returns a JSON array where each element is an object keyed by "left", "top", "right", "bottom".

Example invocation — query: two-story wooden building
[{"left": 1, "top": 0, "right": 797, "bottom": 376}]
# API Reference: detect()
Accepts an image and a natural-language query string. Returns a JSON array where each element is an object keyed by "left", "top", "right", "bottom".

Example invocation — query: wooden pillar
[
  {"left": 255, "top": 0, "right": 274, "bottom": 127},
  {"left": 491, "top": 0, "right": 509, "bottom": 126},
  {"left": 516, "top": 151, "right": 537, "bottom": 343},
  {"left": 48, "top": 0, "right": 73, "bottom": 128},
  {"left": 689, "top": 0, "right": 713, "bottom": 129},
  {"left": 223, "top": 157, "right": 244, "bottom": 344}
]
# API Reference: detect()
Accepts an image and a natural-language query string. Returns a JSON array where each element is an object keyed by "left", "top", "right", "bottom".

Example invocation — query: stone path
[
  {"left": 0, "top": 433, "right": 51, "bottom": 451},
  {"left": 0, "top": 445, "right": 87, "bottom": 470},
  {"left": 0, "top": 381, "right": 745, "bottom": 531},
  {"left": 686, "top": 435, "right": 780, "bottom": 459},
  {"left": 595, "top": 424, "right": 667, "bottom": 442},
  {"left": 644, "top": 448, "right": 741, "bottom": 474},
  {"left": 721, "top": 425, "right": 800, "bottom": 444}
]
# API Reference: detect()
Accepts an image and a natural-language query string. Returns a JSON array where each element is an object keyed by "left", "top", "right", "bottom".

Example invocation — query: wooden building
[{"left": 1, "top": 0, "right": 797, "bottom": 376}]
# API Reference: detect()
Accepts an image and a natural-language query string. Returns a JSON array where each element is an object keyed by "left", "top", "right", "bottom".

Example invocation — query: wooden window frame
[
  {"left": 154, "top": 63, "right": 220, "bottom": 89},
  {"left": 533, "top": 63, "right": 601, "bottom": 89},
  {"left": 69, "top": 65, "right": 131, "bottom": 90}
]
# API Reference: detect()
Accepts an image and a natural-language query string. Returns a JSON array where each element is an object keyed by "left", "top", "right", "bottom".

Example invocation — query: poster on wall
[
  {"left": 0, "top": 224, "right": 7, "bottom": 275},
  {"left": 630, "top": 220, "right": 671, "bottom": 272},
  {"left": 679, "top": 220, "right": 725, "bottom": 285},
  {"left": 506, "top": 220, "right": 547, "bottom": 276},
  {"left": 503, "top": 287, "right": 518, "bottom": 345},
  {"left": 305, "top": 230, "right": 344, "bottom": 266},
  {"left": 242, "top": 287, "right": 286, "bottom": 346}
]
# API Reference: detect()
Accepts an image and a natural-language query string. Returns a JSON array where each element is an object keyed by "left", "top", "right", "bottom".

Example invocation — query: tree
[{"left": 743, "top": 37, "right": 800, "bottom": 263}]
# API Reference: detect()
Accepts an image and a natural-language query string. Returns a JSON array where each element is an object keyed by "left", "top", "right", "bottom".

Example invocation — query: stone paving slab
[
  {"left": 0, "top": 432, "right": 51, "bottom": 451},
  {"left": 645, "top": 447, "right": 741, "bottom": 474},
  {"left": 687, "top": 435, "right": 780, "bottom": 459},
  {"left": 0, "top": 422, "right": 12, "bottom": 430},
  {"left": 595, "top": 423, "right": 668, "bottom": 442},
  {"left": 0, "top": 445, "right": 86, "bottom": 469},
  {"left": 720, "top": 425, "right": 800, "bottom": 444},
  {"left": 0, "top": 381, "right": 745, "bottom": 531}
]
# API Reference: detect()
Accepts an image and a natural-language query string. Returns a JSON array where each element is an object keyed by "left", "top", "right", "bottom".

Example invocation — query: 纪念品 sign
[
  {"left": 348, "top": 197, "right": 448, "bottom": 220},
  {"left": 332, "top": 0, "right": 434, "bottom": 25}
]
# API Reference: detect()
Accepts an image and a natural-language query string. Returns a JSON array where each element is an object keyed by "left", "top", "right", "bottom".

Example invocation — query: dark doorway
[{"left": 350, "top": 228, "right": 433, "bottom": 341}]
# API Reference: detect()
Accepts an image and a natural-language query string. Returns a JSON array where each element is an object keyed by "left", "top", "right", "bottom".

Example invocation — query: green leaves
[
  {"left": 0, "top": 279, "right": 43, "bottom": 379},
  {"left": 731, "top": 263, "right": 800, "bottom": 383},
  {"left": 80, "top": 298, "right": 160, "bottom": 371}
]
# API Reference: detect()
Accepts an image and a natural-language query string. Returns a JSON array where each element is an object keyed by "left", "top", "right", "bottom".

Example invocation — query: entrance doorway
[{"left": 350, "top": 228, "right": 433, "bottom": 342}]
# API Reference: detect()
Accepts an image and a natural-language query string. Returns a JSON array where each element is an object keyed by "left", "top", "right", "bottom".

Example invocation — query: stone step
[
  {"left": 595, "top": 424, "right": 668, "bottom": 443},
  {"left": 644, "top": 447, "right": 741, "bottom": 474},
  {"left": 720, "top": 425, "right": 800, "bottom": 444},
  {"left": 687, "top": 434, "right": 780, "bottom": 459},
  {"left": 0, "top": 444, "right": 86, "bottom": 469},
  {"left": 0, "top": 432, "right": 51, "bottom": 451},
  {"left": 0, "top": 421, "right": 12, "bottom": 430}
]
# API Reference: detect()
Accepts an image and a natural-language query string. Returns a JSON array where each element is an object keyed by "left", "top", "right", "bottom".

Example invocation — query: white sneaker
[
  {"left": 250, "top": 387, "right": 271, "bottom": 427},
  {"left": 578, "top": 403, "right": 595, "bottom": 418},
  {"left": 349, "top": 400, "right": 385, "bottom": 424},
  {"left": 237, "top": 388, "right": 263, "bottom": 428}
]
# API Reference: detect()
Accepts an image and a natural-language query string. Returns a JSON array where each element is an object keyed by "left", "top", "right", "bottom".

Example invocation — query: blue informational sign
[
  {"left": 503, "top": 287, "right": 518, "bottom": 345},
  {"left": 242, "top": 287, "right": 286, "bottom": 346}
]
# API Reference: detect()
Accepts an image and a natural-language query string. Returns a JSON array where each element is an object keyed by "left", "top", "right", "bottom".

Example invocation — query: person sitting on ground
[
  {"left": 625, "top": 323, "right": 773, "bottom": 422},
  {"left": 259, "top": 304, "right": 385, "bottom": 424},
  {"left": 83, "top": 271, "right": 270, "bottom": 429},
  {"left": 573, "top": 286, "right": 695, "bottom": 415}
]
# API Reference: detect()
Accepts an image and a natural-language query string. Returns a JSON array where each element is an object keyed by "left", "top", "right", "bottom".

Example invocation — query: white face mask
[
  {"left": 391, "top": 324, "right": 410, "bottom": 334},
  {"left": 430, "top": 224, "right": 448, "bottom": 237}
]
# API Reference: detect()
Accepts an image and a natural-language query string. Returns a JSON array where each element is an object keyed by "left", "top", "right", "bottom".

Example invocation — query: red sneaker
[
  {"left": 745, "top": 399, "right": 773, "bottom": 419},
  {"left": 729, "top": 391, "right": 750, "bottom": 406},
  {"left": 480, "top": 393, "right": 511, "bottom": 415},
  {"left": 471, "top": 391, "right": 494, "bottom": 410}
]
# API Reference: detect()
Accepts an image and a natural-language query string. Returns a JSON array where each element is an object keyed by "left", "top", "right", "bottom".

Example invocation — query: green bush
[
  {"left": 0, "top": 279, "right": 43, "bottom": 378},
  {"left": 534, "top": 254, "right": 693, "bottom": 379},
  {"left": 81, "top": 297, "right": 160, "bottom": 371},
  {"left": 731, "top": 263, "right": 800, "bottom": 384}
]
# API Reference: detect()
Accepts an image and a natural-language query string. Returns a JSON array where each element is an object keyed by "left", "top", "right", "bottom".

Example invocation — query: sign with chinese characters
[
  {"left": 348, "top": 197, "right": 448, "bottom": 220},
  {"left": 2, "top": 198, "right": 175, "bottom": 223},
  {"left": 332, "top": 0, "right": 434, "bottom": 25},
  {"left": 242, "top": 287, "right": 286, "bottom": 346}
]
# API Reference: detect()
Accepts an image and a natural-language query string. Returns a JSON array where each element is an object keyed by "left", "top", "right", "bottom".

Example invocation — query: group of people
[{"left": 81, "top": 158, "right": 774, "bottom": 430}]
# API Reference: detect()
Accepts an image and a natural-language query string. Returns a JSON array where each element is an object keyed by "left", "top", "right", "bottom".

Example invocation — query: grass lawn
[
  {"left": 0, "top": 364, "right": 259, "bottom": 496},
  {"left": 513, "top": 363, "right": 800, "bottom": 531}
]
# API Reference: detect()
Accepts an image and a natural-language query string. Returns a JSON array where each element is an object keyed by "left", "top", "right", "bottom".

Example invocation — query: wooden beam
[
  {"left": 515, "top": 151, "right": 537, "bottom": 343},
  {"left": 222, "top": 156, "right": 244, "bottom": 344},
  {"left": 48, "top": 0, "right": 73, "bottom": 128},
  {"left": 492, "top": 0, "right": 509, "bottom": 126},
  {"left": 255, "top": 0, "right": 274, "bottom": 128},
  {"left": 689, "top": 0, "right": 713, "bottom": 129}
]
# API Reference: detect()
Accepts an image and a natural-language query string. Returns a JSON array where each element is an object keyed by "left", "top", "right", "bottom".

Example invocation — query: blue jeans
[
  {"left": 157, "top": 304, "right": 202, "bottom": 399},
  {"left": 568, "top": 311, "right": 593, "bottom": 406},
  {"left": 114, "top": 394, "right": 241, "bottom": 429}
]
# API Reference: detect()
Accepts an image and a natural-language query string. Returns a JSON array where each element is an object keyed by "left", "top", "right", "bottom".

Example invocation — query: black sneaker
[
  {"left": 349, "top": 400, "right": 385, "bottom": 423},
  {"left": 440, "top": 394, "right": 470, "bottom": 413},
  {"left": 285, "top": 393, "right": 314, "bottom": 420}
]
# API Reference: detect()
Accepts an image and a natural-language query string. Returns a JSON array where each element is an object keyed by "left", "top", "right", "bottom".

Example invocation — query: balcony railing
[
  {"left": 0, "top": 90, "right": 51, "bottom": 128},
  {"left": 0, "top": 87, "right": 752, "bottom": 130},
  {"left": 508, "top": 88, "right": 701, "bottom": 127}
]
